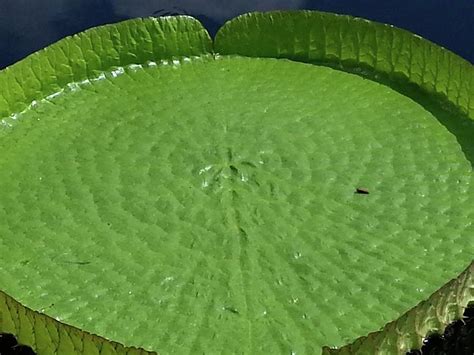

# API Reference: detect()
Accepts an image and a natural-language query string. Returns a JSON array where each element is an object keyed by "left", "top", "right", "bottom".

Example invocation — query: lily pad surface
[{"left": 0, "top": 11, "right": 473, "bottom": 355}]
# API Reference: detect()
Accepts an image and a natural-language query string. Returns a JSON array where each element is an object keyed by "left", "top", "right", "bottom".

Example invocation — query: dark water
[{"left": 0, "top": 0, "right": 473, "bottom": 69}]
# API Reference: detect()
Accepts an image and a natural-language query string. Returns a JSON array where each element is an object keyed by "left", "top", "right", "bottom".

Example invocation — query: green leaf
[
  {"left": 0, "top": 10, "right": 473, "bottom": 355},
  {"left": 0, "top": 289, "right": 155, "bottom": 354},
  {"left": 0, "top": 16, "right": 212, "bottom": 118},
  {"left": 322, "top": 262, "right": 473, "bottom": 354},
  {"left": 215, "top": 10, "right": 474, "bottom": 119}
]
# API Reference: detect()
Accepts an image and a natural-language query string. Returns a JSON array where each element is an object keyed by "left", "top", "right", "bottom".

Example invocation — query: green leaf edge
[
  {"left": 0, "top": 15, "right": 210, "bottom": 354},
  {"left": 0, "top": 10, "right": 472, "bottom": 354},
  {"left": 322, "top": 261, "right": 474, "bottom": 354},
  {"left": 0, "top": 15, "right": 213, "bottom": 119},
  {"left": 0, "top": 290, "right": 157, "bottom": 355},
  {"left": 214, "top": 10, "right": 473, "bottom": 121}
]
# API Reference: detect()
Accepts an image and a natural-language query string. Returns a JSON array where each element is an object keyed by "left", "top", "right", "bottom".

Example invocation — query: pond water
[{"left": 0, "top": 0, "right": 473, "bottom": 68}]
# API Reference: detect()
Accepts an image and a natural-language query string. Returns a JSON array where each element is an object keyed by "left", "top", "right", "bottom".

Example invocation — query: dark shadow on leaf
[{"left": 311, "top": 60, "right": 474, "bottom": 169}]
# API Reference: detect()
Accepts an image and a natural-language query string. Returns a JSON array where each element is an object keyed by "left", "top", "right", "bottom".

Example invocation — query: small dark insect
[
  {"left": 64, "top": 261, "right": 91, "bottom": 265},
  {"left": 224, "top": 306, "right": 239, "bottom": 314},
  {"left": 355, "top": 187, "right": 369, "bottom": 194}
]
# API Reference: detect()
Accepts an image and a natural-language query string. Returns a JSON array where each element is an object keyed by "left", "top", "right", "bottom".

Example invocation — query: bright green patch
[{"left": 0, "top": 11, "right": 473, "bottom": 355}]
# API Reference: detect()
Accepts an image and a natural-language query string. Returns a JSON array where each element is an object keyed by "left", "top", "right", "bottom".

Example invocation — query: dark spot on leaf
[
  {"left": 224, "top": 306, "right": 239, "bottom": 314},
  {"left": 229, "top": 165, "right": 239, "bottom": 175},
  {"left": 64, "top": 261, "right": 91, "bottom": 265},
  {"left": 355, "top": 187, "right": 369, "bottom": 194}
]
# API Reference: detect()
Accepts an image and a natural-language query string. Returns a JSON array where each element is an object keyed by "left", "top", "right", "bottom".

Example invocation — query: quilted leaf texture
[
  {"left": 0, "top": 16, "right": 212, "bottom": 118},
  {"left": 0, "top": 10, "right": 473, "bottom": 355},
  {"left": 0, "top": 290, "right": 155, "bottom": 354},
  {"left": 322, "top": 262, "right": 473, "bottom": 354},
  {"left": 215, "top": 10, "right": 474, "bottom": 119}
]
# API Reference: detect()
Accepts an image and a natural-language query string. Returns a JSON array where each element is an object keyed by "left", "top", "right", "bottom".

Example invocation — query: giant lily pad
[{"left": 0, "top": 11, "right": 473, "bottom": 355}]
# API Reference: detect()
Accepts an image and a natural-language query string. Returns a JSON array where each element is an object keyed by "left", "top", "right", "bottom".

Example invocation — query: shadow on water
[{"left": 318, "top": 62, "right": 474, "bottom": 169}]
